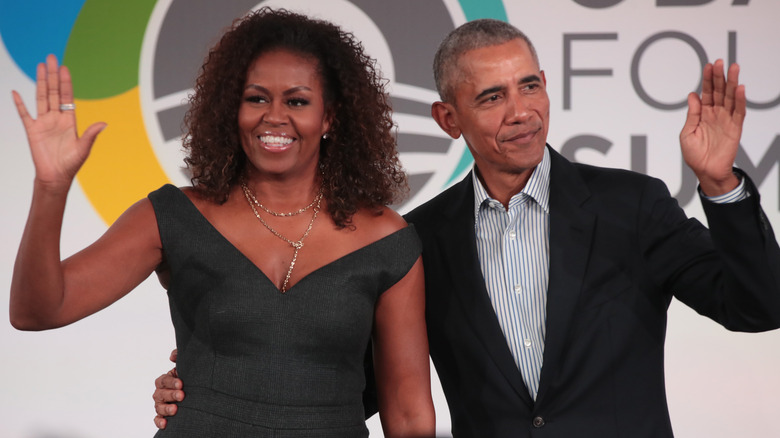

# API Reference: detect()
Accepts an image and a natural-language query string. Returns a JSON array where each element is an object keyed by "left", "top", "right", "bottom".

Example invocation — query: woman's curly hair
[{"left": 184, "top": 8, "right": 407, "bottom": 228}]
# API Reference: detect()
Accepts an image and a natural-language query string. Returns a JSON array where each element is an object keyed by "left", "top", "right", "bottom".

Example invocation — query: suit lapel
[
  {"left": 534, "top": 147, "right": 596, "bottom": 407},
  {"left": 437, "top": 174, "right": 534, "bottom": 407}
]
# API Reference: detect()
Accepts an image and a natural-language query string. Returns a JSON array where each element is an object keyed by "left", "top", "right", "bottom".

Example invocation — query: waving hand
[
  {"left": 679, "top": 59, "right": 745, "bottom": 196},
  {"left": 12, "top": 54, "right": 106, "bottom": 188}
]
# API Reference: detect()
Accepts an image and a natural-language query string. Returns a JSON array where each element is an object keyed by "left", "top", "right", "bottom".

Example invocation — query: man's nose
[{"left": 505, "top": 92, "right": 529, "bottom": 123}]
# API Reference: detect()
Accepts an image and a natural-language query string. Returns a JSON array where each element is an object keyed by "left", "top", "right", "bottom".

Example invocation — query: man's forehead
[
  {"left": 454, "top": 42, "right": 538, "bottom": 84},
  {"left": 455, "top": 39, "right": 537, "bottom": 73}
]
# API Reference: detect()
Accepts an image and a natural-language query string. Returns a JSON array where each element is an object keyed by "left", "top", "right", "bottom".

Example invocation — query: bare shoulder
[
  {"left": 105, "top": 196, "right": 161, "bottom": 248},
  {"left": 350, "top": 207, "right": 409, "bottom": 242},
  {"left": 114, "top": 196, "right": 156, "bottom": 225}
]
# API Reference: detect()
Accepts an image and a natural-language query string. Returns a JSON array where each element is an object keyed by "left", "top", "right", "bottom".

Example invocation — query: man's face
[{"left": 435, "top": 39, "right": 550, "bottom": 186}]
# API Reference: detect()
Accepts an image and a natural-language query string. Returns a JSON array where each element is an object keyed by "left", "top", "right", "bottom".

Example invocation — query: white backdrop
[{"left": 1, "top": 1, "right": 779, "bottom": 437}]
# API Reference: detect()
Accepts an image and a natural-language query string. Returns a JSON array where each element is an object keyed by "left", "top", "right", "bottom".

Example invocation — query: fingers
[
  {"left": 11, "top": 90, "right": 33, "bottom": 128},
  {"left": 154, "top": 415, "right": 168, "bottom": 430},
  {"left": 59, "top": 65, "right": 75, "bottom": 112},
  {"left": 46, "top": 54, "right": 61, "bottom": 114},
  {"left": 155, "top": 370, "right": 183, "bottom": 390},
  {"left": 153, "top": 390, "right": 182, "bottom": 414},
  {"left": 152, "top": 370, "right": 184, "bottom": 418},
  {"left": 153, "top": 382, "right": 183, "bottom": 421},
  {"left": 711, "top": 59, "right": 726, "bottom": 107},
  {"left": 33, "top": 54, "right": 74, "bottom": 117},
  {"left": 169, "top": 349, "right": 178, "bottom": 364},
  {"left": 680, "top": 92, "right": 702, "bottom": 139},
  {"left": 733, "top": 83, "right": 747, "bottom": 128},
  {"left": 699, "top": 59, "right": 744, "bottom": 118},
  {"left": 78, "top": 122, "right": 108, "bottom": 154},
  {"left": 723, "top": 62, "right": 741, "bottom": 114},
  {"left": 700, "top": 62, "right": 714, "bottom": 107},
  {"left": 35, "top": 62, "right": 48, "bottom": 117}
]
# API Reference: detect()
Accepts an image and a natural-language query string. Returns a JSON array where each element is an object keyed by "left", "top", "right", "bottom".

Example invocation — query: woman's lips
[{"left": 258, "top": 134, "right": 294, "bottom": 152}]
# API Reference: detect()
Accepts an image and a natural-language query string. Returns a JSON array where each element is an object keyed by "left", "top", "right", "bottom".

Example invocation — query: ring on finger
[{"left": 59, "top": 103, "right": 76, "bottom": 111}]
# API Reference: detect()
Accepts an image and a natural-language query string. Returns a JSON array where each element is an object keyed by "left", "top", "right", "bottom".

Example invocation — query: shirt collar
[{"left": 472, "top": 146, "right": 551, "bottom": 221}]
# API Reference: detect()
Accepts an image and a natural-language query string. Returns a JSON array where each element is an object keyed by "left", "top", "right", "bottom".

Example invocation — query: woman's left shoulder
[{"left": 352, "top": 206, "right": 409, "bottom": 240}]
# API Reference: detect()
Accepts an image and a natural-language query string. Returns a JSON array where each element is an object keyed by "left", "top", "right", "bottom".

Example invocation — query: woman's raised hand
[{"left": 12, "top": 54, "right": 106, "bottom": 189}]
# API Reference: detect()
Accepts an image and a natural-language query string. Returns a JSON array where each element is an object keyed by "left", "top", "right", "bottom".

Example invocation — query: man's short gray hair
[{"left": 433, "top": 19, "right": 539, "bottom": 103}]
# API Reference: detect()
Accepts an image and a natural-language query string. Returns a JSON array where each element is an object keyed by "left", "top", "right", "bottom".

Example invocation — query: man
[{"left": 154, "top": 19, "right": 780, "bottom": 437}]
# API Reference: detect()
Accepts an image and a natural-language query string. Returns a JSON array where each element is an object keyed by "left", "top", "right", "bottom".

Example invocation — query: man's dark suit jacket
[{"left": 398, "top": 145, "right": 780, "bottom": 437}]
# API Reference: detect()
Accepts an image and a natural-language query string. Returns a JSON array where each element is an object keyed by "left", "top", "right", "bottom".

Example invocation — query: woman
[{"left": 10, "top": 8, "right": 434, "bottom": 437}]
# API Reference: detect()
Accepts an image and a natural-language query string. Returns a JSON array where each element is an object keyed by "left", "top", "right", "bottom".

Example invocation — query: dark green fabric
[{"left": 149, "top": 184, "right": 421, "bottom": 436}]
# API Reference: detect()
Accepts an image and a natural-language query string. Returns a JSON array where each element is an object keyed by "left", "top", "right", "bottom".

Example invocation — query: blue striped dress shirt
[{"left": 473, "top": 147, "right": 551, "bottom": 400}]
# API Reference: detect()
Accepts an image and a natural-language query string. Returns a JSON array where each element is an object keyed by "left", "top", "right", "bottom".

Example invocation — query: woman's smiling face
[{"left": 238, "top": 49, "right": 332, "bottom": 178}]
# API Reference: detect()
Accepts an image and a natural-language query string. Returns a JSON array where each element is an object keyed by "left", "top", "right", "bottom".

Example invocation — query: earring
[{"left": 322, "top": 133, "right": 329, "bottom": 140}]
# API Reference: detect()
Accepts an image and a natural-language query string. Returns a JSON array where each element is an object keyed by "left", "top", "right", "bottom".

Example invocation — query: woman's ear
[{"left": 322, "top": 107, "right": 335, "bottom": 138}]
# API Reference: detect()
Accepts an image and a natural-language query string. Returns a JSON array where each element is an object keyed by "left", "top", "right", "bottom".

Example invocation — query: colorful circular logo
[{"left": 1, "top": 0, "right": 506, "bottom": 224}]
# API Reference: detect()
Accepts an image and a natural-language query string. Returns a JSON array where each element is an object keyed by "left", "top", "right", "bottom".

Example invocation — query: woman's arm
[
  {"left": 9, "top": 55, "right": 162, "bottom": 330},
  {"left": 373, "top": 256, "right": 435, "bottom": 437}
]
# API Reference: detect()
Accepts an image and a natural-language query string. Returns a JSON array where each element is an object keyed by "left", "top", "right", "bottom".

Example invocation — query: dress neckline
[{"left": 166, "top": 184, "right": 413, "bottom": 293}]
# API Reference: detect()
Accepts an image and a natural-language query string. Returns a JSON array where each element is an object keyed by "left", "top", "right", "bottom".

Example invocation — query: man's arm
[{"left": 668, "top": 59, "right": 780, "bottom": 330}]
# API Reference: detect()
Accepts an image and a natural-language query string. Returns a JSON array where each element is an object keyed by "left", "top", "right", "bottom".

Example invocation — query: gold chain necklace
[
  {"left": 243, "top": 184, "right": 319, "bottom": 217},
  {"left": 240, "top": 181, "right": 323, "bottom": 292}
]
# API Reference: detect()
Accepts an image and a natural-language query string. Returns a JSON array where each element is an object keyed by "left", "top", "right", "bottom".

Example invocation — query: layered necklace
[{"left": 240, "top": 181, "right": 323, "bottom": 292}]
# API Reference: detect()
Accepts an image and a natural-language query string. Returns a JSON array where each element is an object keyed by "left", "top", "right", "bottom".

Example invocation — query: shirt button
[
  {"left": 508, "top": 230, "right": 516, "bottom": 240},
  {"left": 524, "top": 339, "right": 533, "bottom": 348},
  {"left": 533, "top": 416, "right": 545, "bottom": 428}
]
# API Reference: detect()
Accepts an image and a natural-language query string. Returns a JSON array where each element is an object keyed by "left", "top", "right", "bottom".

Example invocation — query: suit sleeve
[{"left": 640, "top": 169, "right": 780, "bottom": 332}]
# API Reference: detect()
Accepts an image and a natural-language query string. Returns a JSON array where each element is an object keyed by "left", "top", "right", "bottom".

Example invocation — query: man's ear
[{"left": 431, "top": 101, "right": 462, "bottom": 140}]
